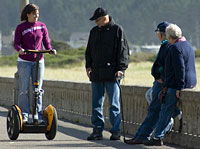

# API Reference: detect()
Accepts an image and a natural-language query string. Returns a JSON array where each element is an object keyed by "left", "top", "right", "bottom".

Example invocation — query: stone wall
[{"left": 0, "top": 76, "right": 199, "bottom": 149}]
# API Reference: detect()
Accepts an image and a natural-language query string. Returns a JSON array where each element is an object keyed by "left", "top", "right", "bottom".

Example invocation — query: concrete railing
[{"left": 0, "top": 76, "right": 200, "bottom": 149}]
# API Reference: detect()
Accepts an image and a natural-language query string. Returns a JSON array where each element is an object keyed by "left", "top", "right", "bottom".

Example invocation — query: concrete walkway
[{"left": 0, "top": 106, "right": 184, "bottom": 149}]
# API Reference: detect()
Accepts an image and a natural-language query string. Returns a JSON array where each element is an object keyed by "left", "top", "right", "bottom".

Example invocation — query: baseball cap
[
  {"left": 155, "top": 21, "right": 169, "bottom": 33},
  {"left": 89, "top": 7, "right": 108, "bottom": 21}
]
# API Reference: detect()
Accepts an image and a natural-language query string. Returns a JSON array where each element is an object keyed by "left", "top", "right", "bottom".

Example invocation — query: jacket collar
[
  {"left": 175, "top": 36, "right": 186, "bottom": 42},
  {"left": 99, "top": 16, "right": 115, "bottom": 31}
]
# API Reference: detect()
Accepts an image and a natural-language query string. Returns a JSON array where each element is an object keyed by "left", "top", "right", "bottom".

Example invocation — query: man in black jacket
[{"left": 85, "top": 7, "right": 129, "bottom": 140}]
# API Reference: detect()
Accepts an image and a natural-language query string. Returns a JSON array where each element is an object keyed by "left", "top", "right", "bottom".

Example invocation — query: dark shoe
[
  {"left": 124, "top": 138, "right": 143, "bottom": 144},
  {"left": 143, "top": 138, "right": 163, "bottom": 146},
  {"left": 110, "top": 132, "right": 120, "bottom": 140},
  {"left": 23, "top": 121, "right": 28, "bottom": 125},
  {"left": 87, "top": 128, "right": 103, "bottom": 140},
  {"left": 38, "top": 120, "right": 46, "bottom": 125},
  {"left": 33, "top": 119, "right": 39, "bottom": 125}
]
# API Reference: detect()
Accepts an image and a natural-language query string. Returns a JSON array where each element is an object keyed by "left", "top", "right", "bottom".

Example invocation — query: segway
[{"left": 7, "top": 49, "right": 58, "bottom": 140}]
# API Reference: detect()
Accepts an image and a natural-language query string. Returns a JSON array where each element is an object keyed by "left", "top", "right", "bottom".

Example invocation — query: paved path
[{"left": 0, "top": 106, "right": 184, "bottom": 149}]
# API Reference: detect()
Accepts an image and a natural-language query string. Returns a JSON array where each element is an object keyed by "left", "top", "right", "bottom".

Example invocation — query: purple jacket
[{"left": 14, "top": 21, "right": 52, "bottom": 62}]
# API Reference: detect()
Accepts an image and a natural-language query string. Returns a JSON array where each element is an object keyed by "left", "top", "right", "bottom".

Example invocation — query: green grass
[
  {"left": 1, "top": 61, "right": 199, "bottom": 91},
  {"left": 0, "top": 54, "right": 18, "bottom": 66},
  {"left": 129, "top": 52, "right": 156, "bottom": 63},
  {"left": 44, "top": 49, "right": 85, "bottom": 67}
]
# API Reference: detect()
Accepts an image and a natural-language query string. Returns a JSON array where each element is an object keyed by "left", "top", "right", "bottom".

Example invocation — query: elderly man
[
  {"left": 85, "top": 7, "right": 129, "bottom": 140},
  {"left": 144, "top": 24, "right": 197, "bottom": 146},
  {"left": 125, "top": 21, "right": 173, "bottom": 145},
  {"left": 125, "top": 22, "right": 182, "bottom": 146}
]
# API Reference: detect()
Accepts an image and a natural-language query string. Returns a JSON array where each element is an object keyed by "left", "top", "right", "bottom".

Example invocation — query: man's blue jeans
[
  {"left": 91, "top": 81, "right": 121, "bottom": 133},
  {"left": 136, "top": 81, "right": 179, "bottom": 141},
  {"left": 17, "top": 60, "right": 44, "bottom": 121}
]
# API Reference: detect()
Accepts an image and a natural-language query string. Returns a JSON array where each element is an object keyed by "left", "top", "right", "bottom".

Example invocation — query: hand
[
  {"left": 159, "top": 87, "right": 167, "bottom": 103},
  {"left": 50, "top": 49, "right": 57, "bottom": 55},
  {"left": 86, "top": 68, "right": 92, "bottom": 78},
  {"left": 176, "top": 90, "right": 181, "bottom": 98},
  {"left": 19, "top": 49, "right": 25, "bottom": 55},
  {"left": 157, "top": 79, "right": 163, "bottom": 83},
  {"left": 115, "top": 71, "right": 124, "bottom": 80}
]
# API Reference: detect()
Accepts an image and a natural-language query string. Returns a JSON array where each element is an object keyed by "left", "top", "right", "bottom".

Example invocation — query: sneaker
[
  {"left": 110, "top": 132, "right": 120, "bottom": 140},
  {"left": 166, "top": 118, "right": 174, "bottom": 134},
  {"left": 87, "top": 128, "right": 103, "bottom": 140},
  {"left": 143, "top": 138, "right": 163, "bottom": 146},
  {"left": 38, "top": 120, "right": 46, "bottom": 125},
  {"left": 22, "top": 117, "right": 28, "bottom": 124}
]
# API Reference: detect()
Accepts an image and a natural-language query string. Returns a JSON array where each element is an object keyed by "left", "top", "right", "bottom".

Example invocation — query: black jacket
[
  {"left": 151, "top": 41, "right": 170, "bottom": 81},
  {"left": 85, "top": 17, "right": 129, "bottom": 82}
]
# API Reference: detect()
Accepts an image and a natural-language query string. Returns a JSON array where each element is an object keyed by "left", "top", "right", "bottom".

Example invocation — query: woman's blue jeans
[
  {"left": 91, "top": 81, "right": 121, "bottom": 133},
  {"left": 17, "top": 60, "right": 44, "bottom": 121}
]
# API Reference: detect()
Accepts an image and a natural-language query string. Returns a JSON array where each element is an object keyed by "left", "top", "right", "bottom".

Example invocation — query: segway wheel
[
  {"left": 7, "top": 106, "right": 20, "bottom": 140},
  {"left": 45, "top": 107, "right": 58, "bottom": 140}
]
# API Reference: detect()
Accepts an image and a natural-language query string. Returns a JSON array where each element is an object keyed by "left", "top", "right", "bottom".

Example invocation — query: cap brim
[
  {"left": 89, "top": 16, "right": 97, "bottom": 21},
  {"left": 155, "top": 29, "right": 159, "bottom": 32}
]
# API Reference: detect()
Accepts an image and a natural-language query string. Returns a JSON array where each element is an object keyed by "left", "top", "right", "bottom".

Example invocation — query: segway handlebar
[{"left": 24, "top": 49, "right": 56, "bottom": 54}]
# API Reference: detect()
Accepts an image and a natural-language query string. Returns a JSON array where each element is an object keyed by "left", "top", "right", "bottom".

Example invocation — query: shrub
[
  {"left": 51, "top": 40, "right": 71, "bottom": 51},
  {"left": 0, "top": 48, "right": 85, "bottom": 68},
  {"left": 129, "top": 52, "right": 156, "bottom": 63},
  {"left": 195, "top": 50, "right": 200, "bottom": 57}
]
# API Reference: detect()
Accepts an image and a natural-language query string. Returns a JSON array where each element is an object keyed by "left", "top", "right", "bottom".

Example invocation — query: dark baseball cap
[
  {"left": 155, "top": 21, "right": 169, "bottom": 33},
  {"left": 89, "top": 7, "right": 108, "bottom": 21}
]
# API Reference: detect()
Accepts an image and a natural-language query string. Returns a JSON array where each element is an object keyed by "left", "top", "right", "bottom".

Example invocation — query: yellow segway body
[
  {"left": 14, "top": 105, "right": 23, "bottom": 130},
  {"left": 43, "top": 104, "right": 54, "bottom": 131}
]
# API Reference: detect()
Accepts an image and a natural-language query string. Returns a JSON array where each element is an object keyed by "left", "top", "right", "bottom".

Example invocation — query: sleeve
[
  {"left": 151, "top": 49, "right": 162, "bottom": 79},
  {"left": 116, "top": 26, "right": 130, "bottom": 72},
  {"left": 85, "top": 31, "right": 93, "bottom": 69},
  {"left": 171, "top": 46, "right": 185, "bottom": 90},
  {"left": 42, "top": 24, "right": 52, "bottom": 50},
  {"left": 14, "top": 25, "right": 23, "bottom": 51}
]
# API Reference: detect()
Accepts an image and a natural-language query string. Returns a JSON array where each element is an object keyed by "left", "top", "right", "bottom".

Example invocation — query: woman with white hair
[
  {"left": 144, "top": 24, "right": 197, "bottom": 146},
  {"left": 166, "top": 24, "right": 183, "bottom": 45},
  {"left": 165, "top": 23, "right": 196, "bottom": 97}
]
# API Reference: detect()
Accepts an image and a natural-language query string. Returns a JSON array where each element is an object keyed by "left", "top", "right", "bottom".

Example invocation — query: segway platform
[
  {"left": 22, "top": 122, "right": 47, "bottom": 133},
  {"left": 7, "top": 104, "right": 58, "bottom": 140}
]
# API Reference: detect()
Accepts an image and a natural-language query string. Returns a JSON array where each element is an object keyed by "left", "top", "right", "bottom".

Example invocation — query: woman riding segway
[{"left": 7, "top": 3, "right": 57, "bottom": 140}]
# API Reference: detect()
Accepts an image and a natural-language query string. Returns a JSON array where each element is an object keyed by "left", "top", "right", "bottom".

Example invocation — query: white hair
[{"left": 166, "top": 24, "right": 182, "bottom": 39}]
